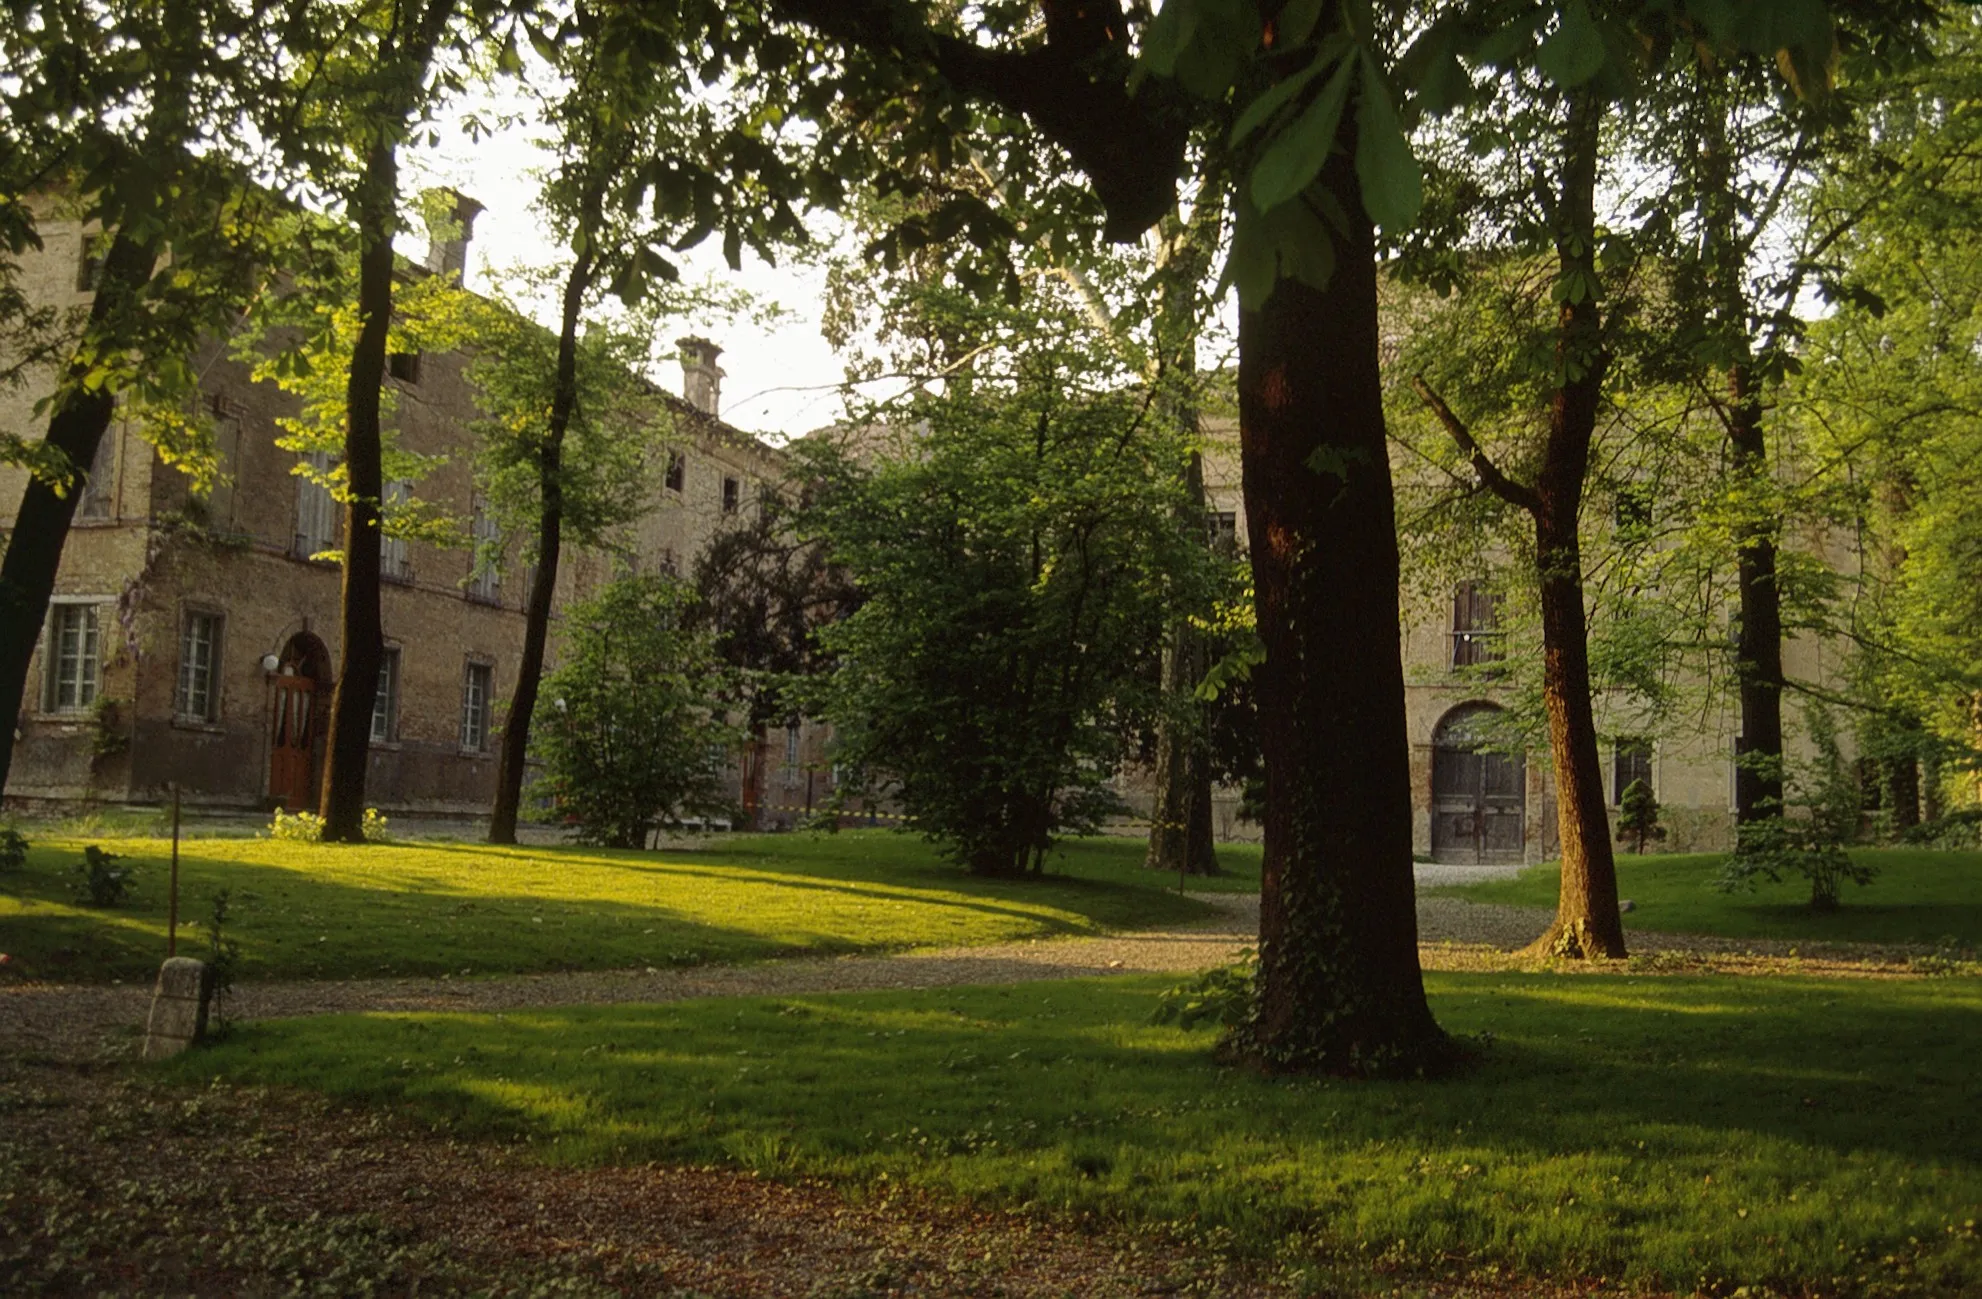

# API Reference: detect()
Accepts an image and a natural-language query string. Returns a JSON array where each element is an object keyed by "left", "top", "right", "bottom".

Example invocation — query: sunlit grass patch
[
  {"left": 166, "top": 971, "right": 1982, "bottom": 1296},
  {"left": 0, "top": 830, "right": 1239, "bottom": 983},
  {"left": 1433, "top": 848, "right": 1982, "bottom": 947}
]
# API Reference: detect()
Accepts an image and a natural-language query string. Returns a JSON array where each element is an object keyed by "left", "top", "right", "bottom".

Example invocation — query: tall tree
[
  {"left": 484, "top": 1, "right": 840, "bottom": 841},
  {"left": 0, "top": 0, "right": 287, "bottom": 798},
  {"left": 303, "top": 0, "right": 469, "bottom": 841}
]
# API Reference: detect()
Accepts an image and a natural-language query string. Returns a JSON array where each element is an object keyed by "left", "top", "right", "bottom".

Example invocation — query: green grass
[
  {"left": 164, "top": 972, "right": 1982, "bottom": 1296},
  {"left": 0, "top": 830, "right": 1254, "bottom": 984},
  {"left": 1434, "top": 849, "right": 1982, "bottom": 948}
]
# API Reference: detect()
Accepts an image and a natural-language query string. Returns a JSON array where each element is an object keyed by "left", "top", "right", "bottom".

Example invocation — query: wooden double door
[{"left": 1430, "top": 708, "right": 1525, "bottom": 864}]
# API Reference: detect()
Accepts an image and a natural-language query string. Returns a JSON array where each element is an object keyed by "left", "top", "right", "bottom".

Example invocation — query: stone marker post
[{"left": 143, "top": 957, "right": 213, "bottom": 1059}]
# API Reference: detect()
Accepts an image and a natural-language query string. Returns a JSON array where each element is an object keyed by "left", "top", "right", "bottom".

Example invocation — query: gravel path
[{"left": 3, "top": 880, "right": 1934, "bottom": 1068}]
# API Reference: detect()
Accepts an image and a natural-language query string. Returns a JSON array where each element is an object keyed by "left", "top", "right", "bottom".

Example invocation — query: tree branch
[
  {"left": 1409, "top": 375, "right": 1542, "bottom": 515},
  {"left": 763, "top": 0, "right": 1187, "bottom": 240}
]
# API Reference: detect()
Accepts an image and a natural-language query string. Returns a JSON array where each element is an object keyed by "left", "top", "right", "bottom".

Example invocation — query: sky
[{"left": 397, "top": 99, "right": 858, "bottom": 444}]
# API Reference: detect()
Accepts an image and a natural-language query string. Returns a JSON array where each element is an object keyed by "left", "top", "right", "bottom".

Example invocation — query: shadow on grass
[{"left": 167, "top": 972, "right": 1982, "bottom": 1293}]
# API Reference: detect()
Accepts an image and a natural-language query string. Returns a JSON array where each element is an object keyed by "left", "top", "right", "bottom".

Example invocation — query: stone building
[
  {"left": 1, "top": 208, "right": 807, "bottom": 821},
  {"left": 1145, "top": 417, "right": 1848, "bottom": 863}
]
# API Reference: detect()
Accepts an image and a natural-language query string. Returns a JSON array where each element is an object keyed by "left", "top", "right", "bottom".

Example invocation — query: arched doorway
[
  {"left": 1430, "top": 703, "right": 1525, "bottom": 864},
  {"left": 268, "top": 632, "right": 332, "bottom": 811}
]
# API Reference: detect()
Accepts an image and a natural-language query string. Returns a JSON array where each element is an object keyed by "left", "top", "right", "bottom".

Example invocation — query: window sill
[
  {"left": 369, "top": 739, "right": 401, "bottom": 751},
  {"left": 29, "top": 712, "right": 94, "bottom": 726},
  {"left": 457, "top": 747, "right": 492, "bottom": 760},
  {"left": 171, "top": 717, "right": 225, "bottom": 733}
]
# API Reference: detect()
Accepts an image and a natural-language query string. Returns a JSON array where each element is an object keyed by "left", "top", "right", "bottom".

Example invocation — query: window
[
  {"left": 466, "top": 500, "right": 501, "bottom": 602},
  {"left": 44, "top": 603, "right": 101, "bottom": 712},
  {"left": 460, "top": 661, "right": 492, "bottom": 751},
  {"left": 388, "top": 351, "right": 422, "bottom": 384},
  {"left": 664, "top": 451, "right": 686, "bottom": 493},
  {"left": 1206, "top": 510, "right": 1238, "bottom": 553},
  {"left": 76, "top": 236, "right": 102, "bottom": 292},
  {"left": 1612, "top": 737, "right": 1653, "bottom": 805},
  {"left": 175, "top": 611, "right": 222, "bottom": 721},
  {"left": 783, "top": 722, "right": 801, "bottom": 790},
  {"left": 1450, "top": 581, "right": 1504, "bottom": 668},
  {"left": 721, "top": 475, "right": 740, "bottom": 514},
  {"left": 381, "top": 481, "right": 412, "bottom": 582},
  {"left": 372, "top": 648, "right": 400, "bottom": 743},
  {"left": 294, "top": 451, "right": 339, "bottom": 559},
  {"left": 76, "top": 431, "right": 116, "bottom": 521}
]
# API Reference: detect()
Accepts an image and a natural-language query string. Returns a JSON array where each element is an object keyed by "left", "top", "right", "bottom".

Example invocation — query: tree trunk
[
  {"left": 1522, "top": 90, "right": 1626, "bottom": 961},
  {"left": 0, "top": 229, "right": 158, "bottom": 798},
  {"left": 1697, "top": 83, "right": 1786, "bottom": 829},
  {"left": 317, "top": 136, "right": 397, "bottom": 842},
  {"left": 490, "top": 237, "right": 598, "bottom": 844},
  {"left": 1882, "top": 750, "right": 1920, "bottom": 834},
  {"left": 1146, "top": 450, "right": 1219, "bottom": 877},
  {"left": 1231, "top": 141, "right": 1447, "bottom": 1077},
  {"left": 1728, "top": 382, "right": 1785, "bottom": 827},
  {"left": 1528, "top": 511, "right": 1627, "bottom": 958}
]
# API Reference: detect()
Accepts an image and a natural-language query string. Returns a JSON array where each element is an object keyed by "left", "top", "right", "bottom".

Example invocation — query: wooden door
[
  {"left": 1431, "top": 739, "right": 1525, "bottom": 863},
  {"left": 268, "top": 674, "right": 317, "bottom": 810}
]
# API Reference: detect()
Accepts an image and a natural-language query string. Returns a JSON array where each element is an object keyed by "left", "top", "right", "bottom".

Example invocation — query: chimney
[
  {"left": 421, "top": 188, "right": 484, "bottom": 278},
  {"left": 677, "top": 336, "right": 724, "bottom": 417}
]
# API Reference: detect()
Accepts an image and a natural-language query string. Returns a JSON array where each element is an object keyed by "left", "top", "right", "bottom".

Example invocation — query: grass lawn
[
  {"left": 0, "top": 830, "right": 1256, "bottom": 984},
  {"left": 164, "top": 971, "right": 1982, "bottom": 1296},
  {"left": 1433, "top": 849, "right": 1982, "bottom": 949}
]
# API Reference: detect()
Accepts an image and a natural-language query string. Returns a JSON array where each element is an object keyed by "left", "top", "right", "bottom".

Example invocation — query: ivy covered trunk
[
  {"left": 317, "top": 136, "right": 396, "bottom": 843},
  {"left": 1231, "top": 147, "right": 1446, "bottom": 1077},
  {"left": 0, "top": 229, "right": 158, "bottom": 798},
  {"left": 1523, "top": 90, "right": 1626, "bottom": 960}
]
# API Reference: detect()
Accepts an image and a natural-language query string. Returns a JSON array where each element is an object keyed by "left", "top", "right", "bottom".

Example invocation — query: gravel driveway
[{"left": 0, "top": 870, "right": 1928, "bottom": 1064}]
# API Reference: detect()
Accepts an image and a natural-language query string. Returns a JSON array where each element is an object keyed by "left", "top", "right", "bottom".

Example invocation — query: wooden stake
[{"left": 167, "top": 783, "right": 181, "bottom": 957}]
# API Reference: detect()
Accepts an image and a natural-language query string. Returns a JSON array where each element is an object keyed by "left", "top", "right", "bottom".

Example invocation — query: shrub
[
  {"left": 1615, "top": 778, "right": 1665, "bottom": 855},
  {"left": 273, "top": 807, "right": 389, "bottom": 842},
  {"left": 203, "top": 889, "right": 243, "bottom": 1031},
  {"left": 534, "top": 574, "right": 736, "bottom": 848},
  {"left": 1902, "top": 808, "right": 1982, "bottom": 850},
  {"left": 0, "top": 826, "right": 27, "bottom": 870},
  {"left": 1150, "top": 952, "right": 1258, "bottom": 1032},
  {"left": 270, "top": 809, "right": 324, "bottom": 841},
  {"left": 1717, "top": 704, "right": 1874, "bottom": 910},
  {"left": 71, "top": 845, "right": 135, "bottom": 908}
]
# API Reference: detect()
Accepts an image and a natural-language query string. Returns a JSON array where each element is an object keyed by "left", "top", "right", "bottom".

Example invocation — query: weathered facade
[
  {"left": 2, "top": 213, "right": 809, "bottom": 821},
  {"left": 1125, "top": 416, "right": 1850, "bottom": 862}
]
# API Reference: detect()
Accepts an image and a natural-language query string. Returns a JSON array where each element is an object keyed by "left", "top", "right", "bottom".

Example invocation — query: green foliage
[
  {"left": 0, "top": 831, "right": 1224, "bottom": 983},
  {"left": 232, "top": 228, "right": 477, "bottom": 559},
  {"left": 803, "top": 284, "right": 1215, "bottom": 877},
  {"left": 1718, "top": 705, "right": 1877, "bottom": 910},
  {"left": 1615, "top": 778, "right": 1665, "bottom": 855},
  {"left": 171, "top": 974, "right": 1982, "bottom": 1296},
  {"left": 0, "top": 825, "right": 27, "bottom": 870},
  {"left": 70, "top": 845, "right": 133, "bottom": 908},
  {"left": 202, "top": 888, "right": 242, "bottom": 1030},
  {"left": 1148, "top": 951, "right": 1256, "bottom": 1031},
  {"left": 1904, "top": 809, "right": 1982, "bottom": 850},
  {"left": 533, "top": 575, "right": 735, "bottom": 849},
  {"left": 270, "top": 808, "right": 387, "bottom": 843}
]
